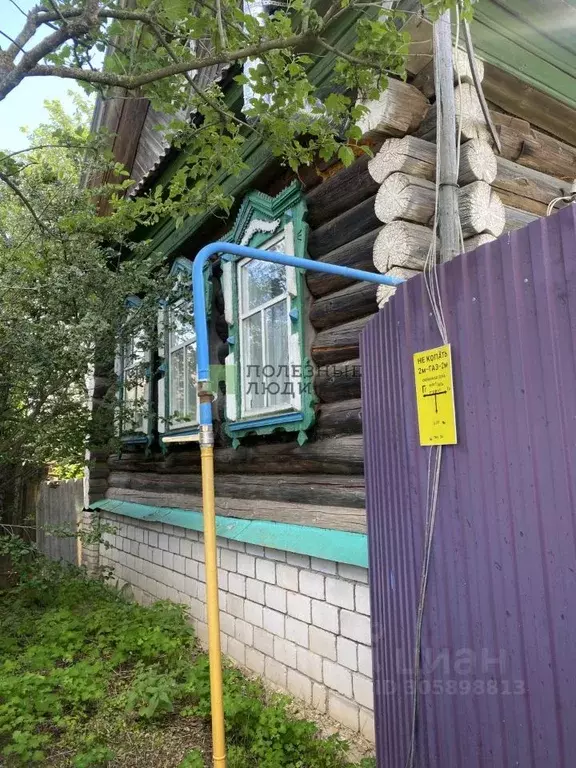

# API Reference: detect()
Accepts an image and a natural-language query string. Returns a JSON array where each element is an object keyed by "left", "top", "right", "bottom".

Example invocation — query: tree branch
[
  {"left": 1, "top": 144, "right": 94, "bottom": 161},
  {"left": 318, "top": 37, "right": 395, "bottom": 74},
  {"left": 8, "top": 33, "right": 315, "bottom": 96},
  {"left": 215, "top": 0, "right": 229, "bottom": 50},
  {"left": 0, "top": 29, "right": 27, "bottom": 55},
  {"left": 0, "top": 170, "right": 52, "bottom": 233}
]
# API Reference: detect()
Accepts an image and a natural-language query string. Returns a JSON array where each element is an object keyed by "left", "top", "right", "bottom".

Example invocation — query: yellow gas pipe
[
  {"left": 191, "top": 241, "right": 404, "bottom": 768},
  {"left": 199, "top": 391, "right": 226, "bottom": 767}
]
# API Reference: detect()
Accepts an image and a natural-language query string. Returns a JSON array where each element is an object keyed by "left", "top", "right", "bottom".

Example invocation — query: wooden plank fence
[{"left": 36, "top": 479, "right": 84, "bottom": 566}]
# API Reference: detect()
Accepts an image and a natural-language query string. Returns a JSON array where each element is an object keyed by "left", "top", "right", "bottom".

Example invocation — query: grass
[{"left": 0, "top": 548, "right": 375, "bottom": 768}]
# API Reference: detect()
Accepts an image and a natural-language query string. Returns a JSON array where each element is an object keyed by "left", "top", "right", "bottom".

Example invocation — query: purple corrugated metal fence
[{"left": 361, "top": 205, "right": 576, "bottom": 767}]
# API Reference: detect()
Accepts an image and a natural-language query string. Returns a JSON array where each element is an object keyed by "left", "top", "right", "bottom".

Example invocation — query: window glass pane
[
  {"left": 124, "top": 380, "right": 135, "bottom": 424},
  {"left": 124, "top": 378, "right": 144, "bottom": 432},
  {"left": 242, "top": 312, "right": 265, "bottom": 412},
  {"left": 171, "top": 303, "right": 195, "bottom": 348},
  {"left": 241, "top": 260, "right": 287, "bottom": 312},
  {"left": 170, "top": 348, "right": 185, "bottom": 417},
  {"left": 124, "top": 331, "right": 146, "bottom": 367},
  {"left": 133, "top": 375, "right": 146, "bottom": 432},
  {"left": 264, "top": 299, "right": 290, "bottom": 409},
  {"left": 186, "top": 343, "right": 198, "bottom": 423}
]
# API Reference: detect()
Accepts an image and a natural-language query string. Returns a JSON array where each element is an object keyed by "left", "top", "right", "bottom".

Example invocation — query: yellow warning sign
[{"left": 413, "top": 344, "right": 457, "bottom": 446}]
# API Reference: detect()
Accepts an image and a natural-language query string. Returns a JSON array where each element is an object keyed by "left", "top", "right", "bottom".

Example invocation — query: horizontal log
[
  {"left": 458, "top": 181, "right": 505, "bottom": 237},
  {"left": 369, "top": 135, "right": 436, "bottom": 185},
  {"left": 373, "top": 178, "right": 504, "bottom": 241},
  {"left": 317, "top": 398, "right": 363, "bottom": 437},
  {"left": 307, "top": 196, "right": 380, "bottom": 259},
  {"left": 375, "top": 234, "right": 499, "bottom": 292},
  {"left": 310, "top": 282, "right": 377, "bottom": 331},
  {"left": 87, "top": 465, "right": 110, "bottom": 480},
  {"left": 416, "top": 83, "right": 490, "bottom": 143},
  {"left": 459, "top": 140, "right": 497, "bottom": 186},
  {"left": 358, "top": 79, "right": 429, "bottom": 138},
  {"left": 497, "top": 191, "right": 547, "bottom": 217},
  {"left": 109, "top": 435, "right": 366, "bottom": 475},
  {"left": 463, "top": 233, "right": 496, "bottom": 251},
  {"left": 504, "top": 206, "right": 538, "bottom": 232},
  {"left": 493, "top": 156, "right": 569, "bottom": 216},
  {"left": 306, "top": 230, "right": 380, "bottom": 298},
  {"left": 104, "top": 487, "right": 367, "bottom": 534},
  {"left": 483, "top": 62, "right": 576, "bottom": 148},
  {"left": 376, "top": 267, "right": 420, "bottom": 308},
  {"left": 373, "top": 220, "right": 434, "bottom": 273},
  {"left": 374, "top": 173, "right": 436, "bottom": 225},
  {"left": 315, "top": 358, "right": 361, "bottom": 403},
  {"left": 89, "top": 479, "right": 108, "bottom": 495},
  {"left": 369, "top": 136, "right": 496, "bottom": 186},
  {"left": 412, "top": 48, "right": 485, "bottom": 98},
  {"left": 306, "top": 155, "right": 379, "bottom": 229},
  {"left": 491, "top": 111, "right": 576, "bottom": 182},
  {"left": 311, "top": 316, "right": 373, "bottom": 367},
  {"left": 108, "top": 471, "right": 365, "bottom": 509}
]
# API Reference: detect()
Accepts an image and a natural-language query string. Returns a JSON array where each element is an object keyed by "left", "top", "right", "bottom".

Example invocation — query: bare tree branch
[
  {"left": 7, "top": 0, "right": 28, "bottom": 18},
  {"left": 0, "top": 30, "right": 27, "bottom": 56},
  {"left": 1, "top": 144, "right": 94, "bottom": 161},
  {"left": 215, "top": 0, "right": 229, "bottom": 50}
]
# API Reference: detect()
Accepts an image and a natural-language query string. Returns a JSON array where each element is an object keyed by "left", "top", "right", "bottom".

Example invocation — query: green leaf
[
  {"left": 338, "top": 145, "right": 355, "bottom": 167},
  {"left": 163, "top": 0, "right": 190, "bottom": 21}
]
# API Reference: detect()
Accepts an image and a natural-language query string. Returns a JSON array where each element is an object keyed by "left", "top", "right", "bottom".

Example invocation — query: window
[
  {"left": 168, "top": 300, "right": 198, "bottom": 427},
  {"left": 239, "top": 234, "right": 293, "bottom": 416},
  {"left": 222, "top": 182, "right": 315, "bottom": 446},
  {"left": 158, "top": 257, "right": 211, "bottom": 446},
  {"left": 122, "top": 332, "right": 148, "bottom": 433},
  {"left": 115, "top": 297, "right": 151, "bottom": 445}
]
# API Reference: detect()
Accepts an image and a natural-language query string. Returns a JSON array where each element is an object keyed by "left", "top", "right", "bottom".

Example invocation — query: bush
[{"left": 0, "top": 551, "right": 374, "bottom": 766}]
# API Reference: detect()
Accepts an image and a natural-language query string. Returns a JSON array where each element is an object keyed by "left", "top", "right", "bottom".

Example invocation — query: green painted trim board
[
  {"left": 91, "top": 498, "right": 368, "bottom": 568},
  {"left": 472, "top": 0, "right": 576, "bottom": 108}
]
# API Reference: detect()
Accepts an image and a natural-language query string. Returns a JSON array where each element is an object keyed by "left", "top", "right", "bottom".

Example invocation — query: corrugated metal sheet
[
  {"left": 129, "top": 62, "right": 230, "bottom": 196},
  {"left": 361, "top": 205, "right": 576, "bottom": 768}
]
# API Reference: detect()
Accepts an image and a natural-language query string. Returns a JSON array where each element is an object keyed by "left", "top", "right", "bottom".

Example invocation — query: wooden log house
[{"left": 86, "top": 0, "right": 576, "bottom": 737}]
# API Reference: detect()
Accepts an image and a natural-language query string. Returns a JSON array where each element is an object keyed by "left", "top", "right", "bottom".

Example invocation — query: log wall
[{"left": 97, "top": 52, "right": 576, "bottom": 530}]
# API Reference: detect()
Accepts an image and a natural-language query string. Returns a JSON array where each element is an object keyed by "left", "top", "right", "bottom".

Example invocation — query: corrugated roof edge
[{"left": 127, "top": 62, "right": 232, "bottom": 199}]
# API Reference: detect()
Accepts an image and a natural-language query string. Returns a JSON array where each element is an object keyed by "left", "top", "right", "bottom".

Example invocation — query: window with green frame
[
  {"left": 115, "top": 295, "right": 152, "bottom": 447},
  {"left": 221, "top": 181, "right": 315, "bottom": 447},
  {"left": 158, "top": 257, "right": 211, "bottom": 447}
]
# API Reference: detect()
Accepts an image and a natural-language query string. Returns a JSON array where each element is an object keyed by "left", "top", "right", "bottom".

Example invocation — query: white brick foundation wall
[{"left": 97, "top": 511, "right": 375, "bottom": 740}]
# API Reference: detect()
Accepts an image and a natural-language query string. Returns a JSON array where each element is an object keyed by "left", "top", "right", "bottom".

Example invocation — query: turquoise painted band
[{"left": 90, "top": 499, "right": 368, "bottom": 568}]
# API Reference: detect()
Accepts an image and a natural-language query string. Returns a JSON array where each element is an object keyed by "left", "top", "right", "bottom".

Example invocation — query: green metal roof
[{"left": 471, "top": 0, "right": 576, "bottom": 108}]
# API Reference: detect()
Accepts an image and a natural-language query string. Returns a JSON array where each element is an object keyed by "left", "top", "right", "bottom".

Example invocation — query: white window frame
[
  {"left": 121, "top": 330, "right": 149, "bottom": 434},
  {"left": 237, "top": 231, "right": 301, "bottom": 420},
  {"left": 166, "top": 298, "right": 198, "bottom": 430}
]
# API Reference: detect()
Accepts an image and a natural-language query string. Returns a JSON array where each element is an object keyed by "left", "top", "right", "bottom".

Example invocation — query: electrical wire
[
  {"left": 405, "top": 8, "right": 465, "bottom": 766},
  {"left": 462, "top": 19, "right": 502, "bottom": 154},
  {"left": 454, "top": 3, "right": 466, "bottom": 254},
  {"left": 547, "top": 194, "right": 576, "bottom": 216}
]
